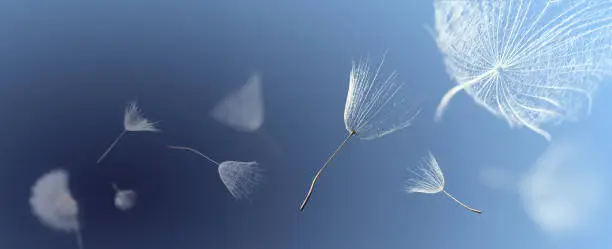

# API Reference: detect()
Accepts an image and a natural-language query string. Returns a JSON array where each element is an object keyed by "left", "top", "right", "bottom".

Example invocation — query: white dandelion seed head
[
  {"left": 405, "top": 152, "right": 445, "bottom": 194},
  {"left": 124, "top": 101, "right": 160, "bottom": 132},
  {"left": 434, "top": 0, "right": 612, "bottom": 140},
  {"left": 114, "top": 189, "right": 137, "bottom": 211},
  {"left": 211, "top": 73, "right": 264, "bottom": 133},
  {"left": 218, "top": 161, "right": 264, "bottom": 200},
  {"left": 344, "top": 54, "right": 420, "bottom": 140},
  {"left": 29, "top": 169, "right": 80, "bottom": 233}
]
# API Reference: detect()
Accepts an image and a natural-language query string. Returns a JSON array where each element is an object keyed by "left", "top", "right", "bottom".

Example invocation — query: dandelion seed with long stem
[
  {"left": 299, "top": 53, "right": 420, "bottom": 211},
  {"left": 97, "top": 100, "right": 161, "bottom": 164},
  {"left": 168, "top": 145, "right": 263, "bottom": 200},
  {"left": 406, "top": 152, "right": 481, "bottom": 214}
]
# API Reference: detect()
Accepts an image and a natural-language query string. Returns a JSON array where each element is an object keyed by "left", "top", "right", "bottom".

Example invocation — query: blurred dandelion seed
[
  {"left": 406, "top": 152, "right": 482, "bottom": 214},
  {"left": 211, "top": 73, "right": 264, "bottom": 133},
  {"left": 299, "top": 53, "right": 420, "bottom": 211},
  {"left": 432, "top": 0, "right": 612, "bottom": 140},
  {"left": 520, "top": 137, "right": 603, "bottom": 235},
  {"left": 29, "top": 169, "right": 84, "bottom": 249},
  {"left": 210, "top": 73, "right": 283, "bottom": 156},
  {"left": 112, "top": 183, "right": 137, "bottom": 211},
  {"left": 167, "top": 145, "right": 263, "bottom": 200},
  {"left": 97, "top": 100, "right": 161, "bottom": 164}
]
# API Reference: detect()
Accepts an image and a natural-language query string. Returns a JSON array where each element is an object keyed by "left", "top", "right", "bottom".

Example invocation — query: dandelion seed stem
[
  {"left": 112, "top": 183, "right": 120, "bottom": 192},
  {"left": 442, "top": 190, "right": 482, "bottom": 214},
  {"left": 97, "top": 129, "right": 127, "bottom": 164},
  {"left": 167, "top": 145, "right": 220, "bottom": 166},
  {"left": 75, "top": 229, "right": 84, "bottom": 249},
  {"left": 435, "top": 69, "right": 497, "bottom": 121},
  {"left": 299, "top": 131, "right": 356, "bottom": 211}
]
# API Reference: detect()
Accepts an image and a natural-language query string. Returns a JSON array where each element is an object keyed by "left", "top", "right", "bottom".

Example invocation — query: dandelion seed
[
  {"left": 167, "top": 145, "right": 263, "bottom": 200},
  {"left": 211, "top": 73, "right": 264, "bottom": 133},
  {"left": 97, "top": 100, "right": 161, "bottom": 164},
  {"left": 520, "top": 137, "right": 603, "bottom": 236},
  {"left": 29, "top": 169, "right": 84, "bottom": 249},
  {"left": 405, "top": 152, "right": 481, "bottom": 214},
  {"left": 432, "top": 0, "right": 612, "bottom": 140},
  {"left": 112, "top": 183, "right": 137, "bottom": 211},
  {"left": 210, "top": 73, "right": 283, "bottom": 156},
  {"left": 299, "top": 53, "right": 420, "bottom": 211}
]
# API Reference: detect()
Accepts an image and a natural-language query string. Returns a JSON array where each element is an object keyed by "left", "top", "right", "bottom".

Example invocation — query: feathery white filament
[
  {"left": 433, "top": 0, "right": 612, "bottom": 140},
  {"left": 124, "top": 101, "right": 160, "bottom": 132},
  {"left": 218, "top": 161, "right": 264, "bottom": 200},
  {"left": 344, "top": 54, "right": 420, "bottom": 140},
  {"left": 405, "top": 152, "right": 445, "bottom": 194}
]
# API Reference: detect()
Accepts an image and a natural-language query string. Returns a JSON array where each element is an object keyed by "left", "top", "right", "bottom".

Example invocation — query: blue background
[{"left": 0, "top": 1, "right": 610, "bottom": 249}]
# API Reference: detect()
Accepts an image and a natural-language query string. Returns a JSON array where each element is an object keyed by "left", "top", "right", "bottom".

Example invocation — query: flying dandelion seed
[
  {"left": 112, "top": 183, "right": 137, "bottom": 211},
  {"left": 167, "top": 145, "right": 263, "bottom": 200},
  {"left": 210, "top": 73, "right": 283, "bottom": 156},
  {"left": 432, "top": 0, "right": 612, "bottom": 140},
  {"left": 97, "top": 100, "right": 161, "bottom": 164},
  {"left": 405, "top": 152, "right": 482, "bottom": 214},
  {"left": 29, "top": 169, "right": 84, "bottom": 249},
  {"left": 299, "top": 53, "right": 420, "bottom": 211},
  {"left": 211, "top": 73, "right": 264, "bottom": 133},
  {"left": 520, "top": 137, "right": 604, "bottom": 236}
]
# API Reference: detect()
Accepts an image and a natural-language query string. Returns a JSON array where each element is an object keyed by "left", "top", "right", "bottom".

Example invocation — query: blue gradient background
[{"left": 0, "top": 1, "right": 610, "bottom": 249}]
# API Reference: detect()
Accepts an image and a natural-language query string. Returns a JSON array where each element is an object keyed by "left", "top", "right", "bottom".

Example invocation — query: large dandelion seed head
[
  {"left": 343, "top": 54, "right": 420, "bottom": 140},
  {"left": 218, "top": 161, "right": 263, "bottom": 200},
  {"left": 434, "top": 0, "right": 612, "bottom": 139},
  {"left": 29, "top": 169, "right": 80, "bottom": 233},
  {"left": 405, "top": 152, "right": 445, "bottom": 194}
]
